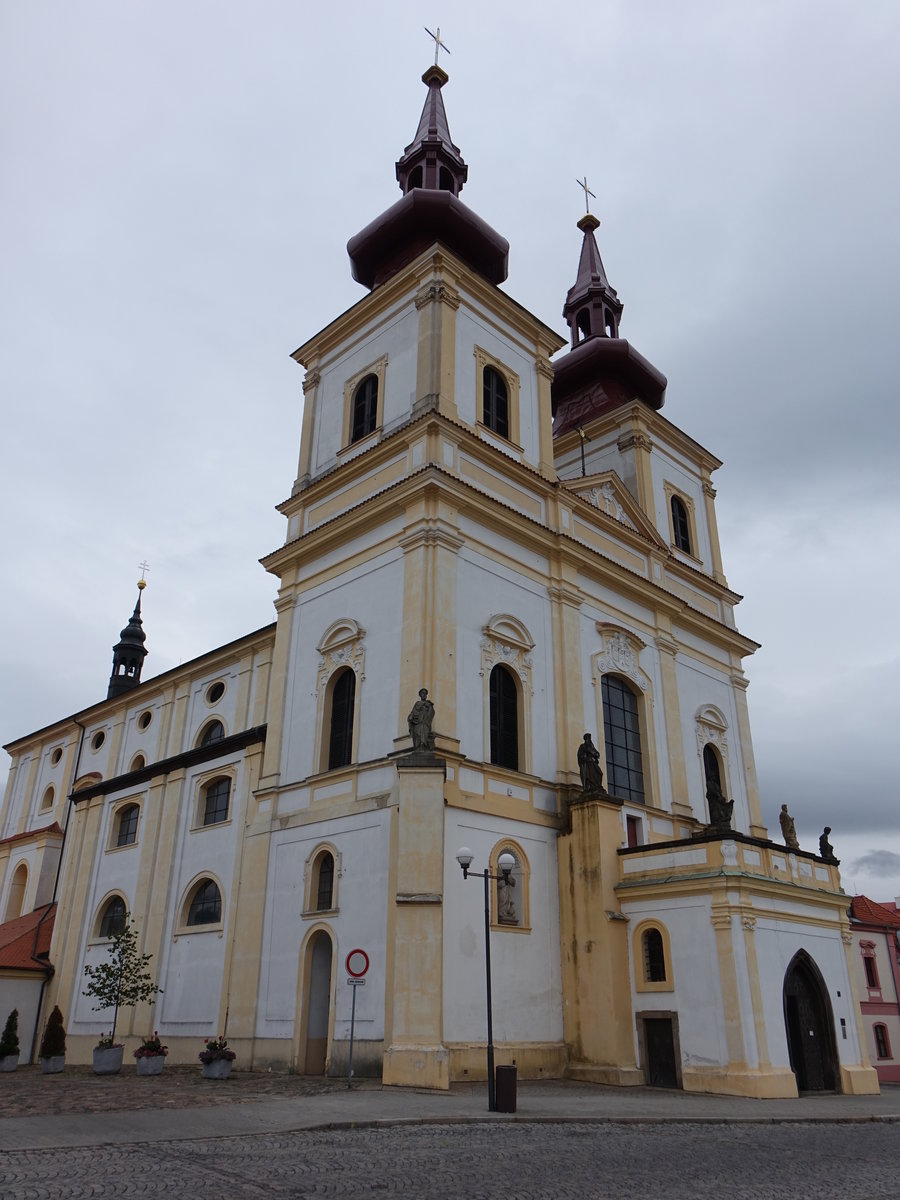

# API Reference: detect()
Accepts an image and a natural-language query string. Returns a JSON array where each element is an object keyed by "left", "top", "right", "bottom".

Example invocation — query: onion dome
[{"left": 107, "top": 580, "right": 149, "bottom": 700}]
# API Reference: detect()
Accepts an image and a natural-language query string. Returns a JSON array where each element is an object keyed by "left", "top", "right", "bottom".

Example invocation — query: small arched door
[
  {"left": 783, "top": 951, "right": 840, "bottom": 1091},
  {"left": 301, "top": 929, "right": 334, "bottom": 1074}
]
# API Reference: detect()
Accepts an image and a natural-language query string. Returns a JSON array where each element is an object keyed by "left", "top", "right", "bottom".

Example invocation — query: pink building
[{"left": 850, "top": 896, "right": 900, "bottom": 1083}]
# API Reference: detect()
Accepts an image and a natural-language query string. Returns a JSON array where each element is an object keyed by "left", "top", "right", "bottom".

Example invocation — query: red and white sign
[{"left": 346, "top": 948, "right": 370, "bottom": 978}]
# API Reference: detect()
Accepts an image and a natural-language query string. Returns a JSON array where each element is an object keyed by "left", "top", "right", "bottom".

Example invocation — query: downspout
[{"left": 28, "top": 716, "right": 85, "bottom": 1062}]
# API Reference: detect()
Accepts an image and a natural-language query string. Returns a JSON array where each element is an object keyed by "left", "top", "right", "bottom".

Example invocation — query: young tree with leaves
[{"left": 82, "top": 915, "right": 162, "bottom": 1044}]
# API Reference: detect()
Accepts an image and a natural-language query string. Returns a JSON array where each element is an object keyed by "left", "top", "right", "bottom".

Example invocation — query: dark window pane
[
  {"left": 328, "top": 670, "right": 355, "bottom": 769},
  {"left": 187, "top": 880, "right": 221, "bottom": 926},
  {"left": 489, "top": 665, "right": 518, "bottom": 770},
  {"left": 200, "top": 721, "right": 224, "bottom": 747},
  {"left": 99, "top": 897, "right": 126, "bottom": 938},
  {"left": 203, "top": 778, "right": 231, "bottom": 825},
  {"left": 671, "top": 496, "right": 691, "bottom": 553},
  {"left": 351, "top": 375, "right": 378, "bottom": 443},
  {"left": 116, "top": 805, "right": 139, "bottom": 847},
  {"left": 602, "top": 675, "right": 644, "bottom": 803},
  {"left": 644, "top": 929, "right": 666, "bottom": 982},
  {"left": 483, "top": 367, "right": 509, "bottom": 440},
  {"left": 316, "top": 853, "right": 335, "bottom": 911}
]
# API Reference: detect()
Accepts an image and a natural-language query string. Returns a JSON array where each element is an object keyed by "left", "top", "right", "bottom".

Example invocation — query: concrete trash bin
[{"left": 495, "top": 1064, "right": 517, "bottom": 1112}]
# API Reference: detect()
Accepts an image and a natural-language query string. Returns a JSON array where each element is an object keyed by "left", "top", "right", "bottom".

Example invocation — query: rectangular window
[
  {"left": 626, "top": 815, "right": 642, "bottom": 848},
  {"left": 864, "top": 955, "right": 880, "bottom": 990}
]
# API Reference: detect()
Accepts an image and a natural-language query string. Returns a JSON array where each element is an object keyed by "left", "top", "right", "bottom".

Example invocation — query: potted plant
[
  {"left": 39, "top": 1005, "right": 66, "bottom": 1073},
  {"left": 134, "top": 1030, "right": 168, "bottom": 1076},
  {"left": 0, "top": 1008, "right": 20, "bottom": 1071},
  {"left": 199, "top": 1034, "right": 236, "bottom": 1080},
  {"left": 82, "top": 913, "right": 161, "bottom": 1076},
  {"left": 92, "top": 1031, "right": 124, "bottom": 1075}
]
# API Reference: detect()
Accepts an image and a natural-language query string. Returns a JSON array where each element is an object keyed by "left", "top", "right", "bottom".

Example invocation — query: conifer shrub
[
  {"left": 39, "top": 1005, "right": 66, "bottom": 1059},
  {"left": 0, "top": 1008, "right": 19, "bottom": 1058}
]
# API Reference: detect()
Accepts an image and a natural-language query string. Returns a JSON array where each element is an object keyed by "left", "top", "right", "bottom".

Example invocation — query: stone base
[
  {"left": 382, "top": 1044, "right": 450, "bottom": 1091},
  {"left": 565, "top": 1063, "right": 644, "bottom": 1087},
  {"left": 681, "top": 1066, "right": 799, "bottom": 1098},
  {"left": 839, "top": 1063, "right": 880, "bottom": 1095},
  {"left": 449, "top": 1042, "right": 566, "bottom": 1081}
]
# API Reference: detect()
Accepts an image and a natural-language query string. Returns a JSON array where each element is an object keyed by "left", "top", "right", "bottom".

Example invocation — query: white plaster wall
[
  {"left": 281, "top": 553, "right": 405, "bottom": 783},
  {"left": 454, "top": 298, "right": 540, "bottom": 466},
  {"left": 454, "top": 549, "right": 556, "bottom": 780},
  {"left": 674, "top": 656, "right": 750, "bottom": 829},
  {"left": 443, "top": 809, "right": 563, "bottom": 1045},
  {"left": 311, "top": 303, "right": 418, "bottom": 475},
  {"left": 256, "top": 810, "right": 392, "bottom": 1043},
  {"left": 621, "top": 896, "right": 729, "bottom": 1069},
  {"left": 1, "top": 847, "right": 39, "bottom": 920},
  {"left": 0, "top": 975, "right": 44, "bottom": 1060},
  {"left": 181, "top": 665, "right": 244, "bottom": 752},
  {"left": 650, "top": 444, "right": 712, "bottom": 572},
  {"left": 1, "top": 753, "right": 32, "bottom": 838}
]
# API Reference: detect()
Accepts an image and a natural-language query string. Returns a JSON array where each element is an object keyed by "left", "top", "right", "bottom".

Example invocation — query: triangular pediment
[{"left": 564, "top": 471, "right": 667, "bottom": 549}]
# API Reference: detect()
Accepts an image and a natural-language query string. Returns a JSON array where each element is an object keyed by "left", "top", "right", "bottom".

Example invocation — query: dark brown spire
[
  {"left": 562, "top": 213, "right": 624, "bottom": 348},
  {"left": 107, "top": 582, "right": 149, "bottom": 699},
  {"left": 396, "top": 66, "right": 468, "bottom": 197}
]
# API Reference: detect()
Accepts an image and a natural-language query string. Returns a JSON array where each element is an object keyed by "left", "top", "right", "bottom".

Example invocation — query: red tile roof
[
  {"left": 0, "top": 903, "right": 56, "bottom": 973},
  {"left": 851, "top": 895, "right": 900, "bottom": 929},
  {"left": 0, "top": 822, "right": 62, "bottom": 849}
]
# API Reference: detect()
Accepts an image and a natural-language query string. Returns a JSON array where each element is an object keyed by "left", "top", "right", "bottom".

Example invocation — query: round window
[
  {"left": 206, "top": 681, "right": 225, "bottom": 705},
  {"left": 91, "top": 731, "right": 106, "bottom": 751},
  {"left": 51, "top": 747, "right": 63, "bottom": 766},
  {"left": 138, "top": 710, "right": 153, "bottom": 730}
]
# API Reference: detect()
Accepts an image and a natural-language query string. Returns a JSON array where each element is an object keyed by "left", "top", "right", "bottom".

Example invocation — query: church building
[{"left": 0, "top": 59, "right": 878, "bottom": 1097}]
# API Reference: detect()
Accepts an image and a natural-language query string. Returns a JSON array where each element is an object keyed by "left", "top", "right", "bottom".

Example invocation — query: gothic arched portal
[{"left": 783, "top": 950, "right": 840, "bottom": 1092}]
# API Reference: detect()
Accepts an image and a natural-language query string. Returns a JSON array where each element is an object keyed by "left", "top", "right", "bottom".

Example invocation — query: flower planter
[
  {"left": 201, "top": 1058, "right": 233, "bottom": 1080},
  {"left": 0, "top": 1054, "right": 18, "bottom": 1072},
  {"left": 136, "top": 1055, "right": 165, "bottom": 1076},
  {"left": 41, "top": 1055, "right": 65, "bottom": 1074},
  {"left": 93, "top": 1045, "right": 124, "bottom": 1075}
]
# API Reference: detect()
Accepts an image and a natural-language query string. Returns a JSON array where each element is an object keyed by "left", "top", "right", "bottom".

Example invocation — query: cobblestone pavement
[
  {"left": 3, "top": 1121, "right": 898, "bottom": 1199},
  {"left": 0, "top": 1065, "right": 349, "bottom": 1119}
]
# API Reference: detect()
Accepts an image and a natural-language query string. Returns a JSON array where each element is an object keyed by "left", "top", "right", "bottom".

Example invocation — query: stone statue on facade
[
  {"left": 497, "top": 872, "right": 518, "bottom": 924},
  {"left": 706, "top": 776, "right": 734, "bottom": 832},
  {"left": 819, "top": 826, "right": 839, "bottom": 865},
  {"left": 407, "top": 688, "right": 435, "bottom": 753},
  {"left": 779, "top": 804, "right": 800, "bottom": 849},
  {"left": 577, "top": 733, "right": 605, "bottom": 793}
]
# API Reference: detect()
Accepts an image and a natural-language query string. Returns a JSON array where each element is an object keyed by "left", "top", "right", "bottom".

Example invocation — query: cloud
[{"left": 851, "top": 850, "right": 900, "bottom": 878}]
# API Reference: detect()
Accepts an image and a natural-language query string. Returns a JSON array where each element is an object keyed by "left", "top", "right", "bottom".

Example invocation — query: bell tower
[{"left": 106, "top": 580, "right": 148, "bottom": 699}]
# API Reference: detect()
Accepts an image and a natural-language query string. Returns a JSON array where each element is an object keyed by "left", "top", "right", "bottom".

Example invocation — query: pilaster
[
  {"left": 730, "top": 674, "right": 767, "bottom": 838},
  {"left": 293, "top": 366, "right": 321, "bottom": 492},
  {"left": 414, "top": 272, "right": 460, "bottom": 421},
  {"left": 547, "top": 571, "right": 584, "bottom": 786},
  {"left": 259, "top": 591, "right": 297, "bottom": 790},
  {"left": 701, "top": 472, "right": 727, "bottom": 585},
  {"left": 654, "top": 633, "right": 693, "bottom": 819},
  {"left": 535, "top": 352, "right": 557, "bottom": 481}
]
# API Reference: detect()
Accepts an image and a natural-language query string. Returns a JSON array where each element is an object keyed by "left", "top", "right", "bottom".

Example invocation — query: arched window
[
  {"left": 327, "top": 668, "right": 356, "bottom": 770},
  {"left": 490, "top": 842, "right": 530, "bottom": 931},
  {"left": 874, "top": 1024, "right": 891, "bottom": 1059},
  {"left": 408, "top": 165, "right": 423, "bottom": 190},
  {"left": 643, "top": 928, "right": 667, "bottom": 982},
  {"left": 202, "top": 777, "right": 231, "bottom": 826},
  {"left": 576, "top": 308, "right": 591, "bottom": 342},
  {"left": 482, "top": 366, "right": 509, "bottom": 440},
  {"left": 130, "top": 753, "right": 146, "bottom": 772},
  {"left": 186, "top": 879, "right": 222, "bottom": 927},
  {"left": 40, "top": 785, "right": 55, "bottom": 812},
  {"left": 351, "top": 374, "right": 378, "bottom": 443},
  {"left": 99, "top": 895, "right": 127, "bottom": 939},
  {"left": 601, "top": 675, "right": 644, "bottom": 803},
  {"left": 489, "top": 664, "right": 518, "bottom": 770},
  {"left": 116, "top": 804, "right": 140, "bottom": 847},
  {"left": 199, "top": 720, "right": 225, "bottom": 747},
  {"left": 4, "top": 863, "right": 27, "bottom": 922},
  {"left": 670, "top": 495, "right": 691, "bottom": 554},
  {"left": 439, "top": 166, "right": 455, "bottom": 192},
  {"left": 702, "top": 744, "right": 723, "bottom": 796},
  {"left": 315, "top": 852, "right": 335, "bottom": 911}
]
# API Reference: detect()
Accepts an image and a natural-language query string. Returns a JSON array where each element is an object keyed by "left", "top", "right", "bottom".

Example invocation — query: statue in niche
[
  {"left": 779, "top": 804, "right": 800, "bottom": 849},
  {"left": 497, "top": 870, "right": 518, "bottom": 925},
  {"left": 577, "top": 733, "right": 605, "bottom": 793},
  {"left": 706, "top": 776, "right": 734, "bottom": 832},
  {"left": 407, "top": 688, "right": 435, "bottom": 752},
  {"left": 819, "top": 826, "right": 839, "bottom": 865}
]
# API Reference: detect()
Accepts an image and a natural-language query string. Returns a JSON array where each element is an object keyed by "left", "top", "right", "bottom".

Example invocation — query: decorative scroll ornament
[
  {"left": 588, "top": 482, "right": 635, "bottom": 530},
  {"left": 316, "top": 619, "right": 366, "bottom": 695},
  {"left": 594, "top": 629, "right": 647, "bottom": 690},
  {"left": 480, "top": 614, "right": 534, "bottom": 696},
  {"left": 695, "top": 705, "right": 729, "bottom": 760}
]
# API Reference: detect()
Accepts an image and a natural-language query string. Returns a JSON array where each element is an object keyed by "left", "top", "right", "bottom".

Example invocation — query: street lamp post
[{"left": 455, "top": 847, "right": 516, "bottom": 1112}]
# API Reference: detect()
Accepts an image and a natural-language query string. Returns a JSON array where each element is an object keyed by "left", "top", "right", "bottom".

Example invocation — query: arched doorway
[
  {"left": 783, "top": 951, "right": 840, "bottom": 1092},
  {"left": 300, "top": 929, "right": 334, "bottom": 1074}
]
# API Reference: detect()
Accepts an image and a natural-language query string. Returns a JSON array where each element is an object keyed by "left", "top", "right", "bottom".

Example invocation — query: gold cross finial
[
  {"left": 576, "top": 176, "right": 596, "bottom": 214},
  {"left": 138, "top": 560, "right": 150, "bottom": 590},
  {"left": 425, "top": 26, "right": 450, "bottom": 66}
]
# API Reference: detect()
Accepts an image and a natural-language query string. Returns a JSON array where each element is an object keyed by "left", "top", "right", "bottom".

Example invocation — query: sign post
[{"left": 345, "top": 948, "right": 369, "bottom": 1089}]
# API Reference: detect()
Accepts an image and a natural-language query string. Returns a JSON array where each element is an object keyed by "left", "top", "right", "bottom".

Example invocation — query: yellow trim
[
  {"left": 664, "top": 481, "right": 701, "bottom": 562},
  {"left": 302, "top": 842, "right": 341, "bottom": 917},
  {"left": 340, "top": 355, "right": 388, "bottom": 450},
  {"left": 632, "top": 919, "right": 674, "bottom": 992},
  {"left": 489, "top": 838, "right": 531, "bottom": 932},
  {"left": 473, "top": 345, "right": 521, "bottom": 450}
]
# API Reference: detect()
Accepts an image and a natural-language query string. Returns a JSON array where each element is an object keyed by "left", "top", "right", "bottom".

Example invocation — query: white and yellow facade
[{"left": 0, "top": 65, "right": 877, "bottom": 1097}]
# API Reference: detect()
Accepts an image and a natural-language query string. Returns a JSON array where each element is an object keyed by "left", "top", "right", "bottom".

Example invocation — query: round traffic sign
[{"left": 346, "top": 948, "right": 369, "bottom": 978}]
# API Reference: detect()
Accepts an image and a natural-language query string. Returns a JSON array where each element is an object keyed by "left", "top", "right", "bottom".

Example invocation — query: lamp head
[
  {"left": 498, "top": 851, "right": 515, "bottom": 882},
  {"left": 456, "top": 847, "right": 474, "bottom": 878}
]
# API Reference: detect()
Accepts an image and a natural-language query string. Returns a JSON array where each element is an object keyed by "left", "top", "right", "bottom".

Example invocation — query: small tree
[
  {"left": 0, "top": 1008, "right": 20, "bottom": 1058},
  {"left": 39, "top": 1006, "right": 66, "bottom": 1059},
  {"left": 82, "top": 915, "right": 161, "bottom": 1044}
]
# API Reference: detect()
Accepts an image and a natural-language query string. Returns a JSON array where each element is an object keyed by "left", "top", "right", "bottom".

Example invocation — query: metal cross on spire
[
  {"left": 425, "top": 26, "right": 451, "bottom": 66},
  {"left": 138, "top": 560, "right": 150, "bottom": 590},
  {"left": 576, "top": 176, "right": 596, "bottom": 214}
]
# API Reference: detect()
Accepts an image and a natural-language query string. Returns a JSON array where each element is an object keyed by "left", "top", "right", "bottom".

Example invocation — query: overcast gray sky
[{"left": 2, "top": 2, "right": 897, "bottom": 897}]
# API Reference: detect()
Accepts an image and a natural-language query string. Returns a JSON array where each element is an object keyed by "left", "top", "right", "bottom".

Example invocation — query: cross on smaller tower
[
  {"left": 138, "top": 560, "right": 150, "bottom": 587},
  {"left": 425, "top": 26, "right": 451, "bottom": 66},
  {"left": 576, "top": 176, "right": 596, "bottom": 214}
]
